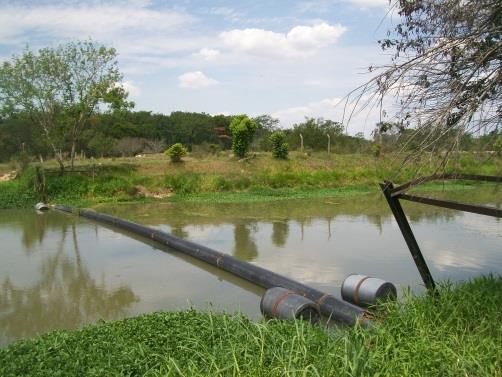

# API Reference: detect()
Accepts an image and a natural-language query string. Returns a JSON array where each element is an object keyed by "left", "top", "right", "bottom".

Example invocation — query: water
[{"left": 1, "top": 187, "right": 501, "bottom": 346}]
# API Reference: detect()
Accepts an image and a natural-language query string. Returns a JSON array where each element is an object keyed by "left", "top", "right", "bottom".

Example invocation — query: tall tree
[
  {"left": 0, "top": 41, "right": 131, "bottom": 171},
  {"left": 229, "top": 115, "right": 257, "bottom": 158},
  {"left": 0, "top": 48, "right": 66, "bottom": 170},
  {"left": 59, "top": 41, "right": 131, "bottom": 169}
]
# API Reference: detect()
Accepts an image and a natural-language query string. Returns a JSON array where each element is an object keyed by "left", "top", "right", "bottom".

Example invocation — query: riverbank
[
  {"left": 1, "top": 276, "right": 500, "bottom": 376},
  {"left": 0, "top": 152, "right": 500, "bottom": 209}
]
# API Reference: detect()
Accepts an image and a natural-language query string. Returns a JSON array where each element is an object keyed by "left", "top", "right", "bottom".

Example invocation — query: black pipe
[{"left": 55, "top": 205, "right": 370, "bottom": 326}]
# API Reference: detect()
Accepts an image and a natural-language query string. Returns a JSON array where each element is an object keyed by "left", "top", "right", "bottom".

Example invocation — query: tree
[
  {"left": 0, "top": 41, "right": 131, "bottom": 172},
  {"left": 58, "top": 41, "right": 131, "bottom": 169},
  {"left": 165, "top": 143, "right": 188, "bottom": 163},
  {"left": 253, "top": 114, "right": 280, "bottom": 150},
  {"left": 289, "top": 118, "right": 344, "bottom": 150},
  {"left": 350, "top": 0, "right": 501, "bottom": 167},
  {"left": 229, "top": 115, "right": 257, "bottom": 158},
  {"left": 0, "top": 48, "right": 67, "bottom": 171},
  {"left": 269, "top": 131, "right": 289, "bottom": 159}
]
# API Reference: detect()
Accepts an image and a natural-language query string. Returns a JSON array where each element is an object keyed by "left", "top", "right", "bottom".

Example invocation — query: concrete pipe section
[
  {"left": 260, "top": 287, "right": 320, "bottom": 324},
  {"left": 341, "top": 274, "right": 397, "bottom": 307}
]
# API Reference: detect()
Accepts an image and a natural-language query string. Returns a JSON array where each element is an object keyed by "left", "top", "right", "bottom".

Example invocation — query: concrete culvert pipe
[
  {"left": 341, "top": 274, "right": 397, "bottom": 307},
  {"left": 35, "top": 202, "right": 49, "bottom": 211},
  {"left": 260, "top": 287, "right": 320, "bottom": 324}
]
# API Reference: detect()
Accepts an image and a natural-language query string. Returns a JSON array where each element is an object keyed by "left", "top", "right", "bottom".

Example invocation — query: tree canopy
[
  {"left": 0, "top": 40, "right": 130, "bottom": 171},
  {"left": 350, "top": 0, "right": 501, "bottom": 167}
]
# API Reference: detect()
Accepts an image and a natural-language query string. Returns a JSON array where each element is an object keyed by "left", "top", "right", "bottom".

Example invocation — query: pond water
[{"left": 1, "top": 186, "right": 501, "bottom": 346}]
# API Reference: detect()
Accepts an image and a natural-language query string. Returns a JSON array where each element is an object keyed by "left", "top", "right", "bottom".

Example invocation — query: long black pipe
[{"left": 55, "top": 205, "right": 370, "bottom": 326}]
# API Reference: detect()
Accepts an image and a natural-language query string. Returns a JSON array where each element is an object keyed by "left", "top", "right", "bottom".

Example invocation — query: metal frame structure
[{"left": 380, "top": 174, "right": 501, "bottom": 291}]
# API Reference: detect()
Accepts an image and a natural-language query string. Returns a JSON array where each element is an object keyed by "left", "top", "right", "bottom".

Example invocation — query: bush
[
  {"left": 229, "top": 115, "right": 257, "bottom": 158},
  {"left": 165, "top": 143, "right": 188, "bottom": 163},
  {"left": 372, "top": 143, "right": 382, "bottom": 158},
  {"left": 164, "top": 173, "right": 201, "bottom": 194},
  {"left": 269, "top": 131, "right": 289, "bottom": 159}
]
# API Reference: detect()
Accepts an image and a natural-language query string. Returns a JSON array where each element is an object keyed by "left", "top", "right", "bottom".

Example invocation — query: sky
[{"left": 0, "top": 0, "right": 397, "bottom": 136}]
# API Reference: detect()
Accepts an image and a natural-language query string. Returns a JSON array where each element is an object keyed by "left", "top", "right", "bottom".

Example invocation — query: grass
[
  {"left": 0, "top": 151, "right": 500, "bottom": 209},
  {"left": 0, "top": 276, "right": 500, "bottom": 376}
]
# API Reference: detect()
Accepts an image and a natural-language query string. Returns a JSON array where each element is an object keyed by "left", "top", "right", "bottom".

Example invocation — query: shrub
[
  {"left": 164, "top": 173, "right": 200, "bottom": 194},
  {"left": 229, "top": 115, "right": 257, "bottom": 158},
  {"left": 165, "top": 143, "right": 188, "bottom": 163},
  {"left": 372, "top": 143, "right": 382, "bottom": 158},
  {"left": 269, "top": 131, "right": 289, "bottom": 159}
]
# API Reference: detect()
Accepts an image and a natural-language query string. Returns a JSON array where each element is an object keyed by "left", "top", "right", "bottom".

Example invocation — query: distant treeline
[
  {"left": 0, "top": 110, "right": 499, "bottom": 162},
  {"left": 0, "top": 111, "right": 369, "bottom": 161}
]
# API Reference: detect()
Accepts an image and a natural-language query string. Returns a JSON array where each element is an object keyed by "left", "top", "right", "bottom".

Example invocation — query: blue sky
[{"left": 0, "top": 0, "right": 395, "bottom": 135}]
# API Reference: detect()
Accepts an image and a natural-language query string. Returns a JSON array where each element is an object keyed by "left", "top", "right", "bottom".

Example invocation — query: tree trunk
[
  {"left": 56, "top": 150, "right": 65, "bottom": 175},
  {"left": 70, "top": 141, "right": 76, "bottom": 171}
]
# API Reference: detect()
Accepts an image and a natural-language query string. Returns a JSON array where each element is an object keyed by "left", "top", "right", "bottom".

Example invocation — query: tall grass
[
  {"left": 0, "top": 152, "right": 500, "bottom": 209},
  {"left": 1, "top": 276, "right": 500, "bottom": 376}
]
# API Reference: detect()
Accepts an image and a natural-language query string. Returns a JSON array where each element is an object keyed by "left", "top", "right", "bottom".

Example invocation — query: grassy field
[
  {"left": 1, "top": 276, "right": 500, "bottom": 376},
  {"left": 0, "top": 151, "right": 500, "bottom": 209}
]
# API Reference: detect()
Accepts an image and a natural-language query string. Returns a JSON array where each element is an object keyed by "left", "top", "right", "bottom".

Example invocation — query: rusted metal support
[
  {"left": 399, "top": 194, "right": 502, "bottom": 218},
  {"left": 380, "top": 182, "right": 436, "bottom": 291}
]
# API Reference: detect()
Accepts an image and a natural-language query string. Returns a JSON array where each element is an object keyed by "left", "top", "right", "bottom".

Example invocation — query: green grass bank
[
  {"left": 1, "top": 276, "right": 500, "bottom": 376},
  {"left": 0, "top": 152, "right": 500, "bottom": 209}
]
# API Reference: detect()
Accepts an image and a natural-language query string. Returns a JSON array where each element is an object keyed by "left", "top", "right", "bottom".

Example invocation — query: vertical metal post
[{"left": 380, "top": 181, "right": 436, "bottom": 291}]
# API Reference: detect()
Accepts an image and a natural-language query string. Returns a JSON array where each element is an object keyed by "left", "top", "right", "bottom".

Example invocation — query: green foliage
[
  {"left": 87, "top": 134, "right": 117, "bottom": 157},
  {"left": 164, "top": 172, "right": 201, "bottom": 194},
  {"left": 165, "top": 143, "right": 188, "bottom": 163},
  {"left": 0, "top": 40, "right": 130, "bottom": 169},
  {"left": 269, "top": 131, "right": 289, "bottom": 159},
  {"left": 1, "top": 276, "right": 500, "bottom": 376},
  {"left": 0, "top": 151, "right": 499, "bottom": 209},
  {"left": 289, "top": 117, "right": 344, "bottom": 151},
  {"left": 372, "top": 143, "right": 382, "bottom": 158},
  {"left": 494, "top": 136, "right": 502, "bottom": 156},
  {"left": 229, "top": 115, "right": 257, "bottom": 158}
]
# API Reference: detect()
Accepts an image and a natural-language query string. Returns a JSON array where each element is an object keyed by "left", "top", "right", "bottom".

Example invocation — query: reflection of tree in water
[
  {"left": 4, "top": 210, "right": 74, "bottom": 254},
  {"left": 367, "top": 214, "right": 383, "bottom": 234},
  {"left": 233, "top": 222, "right": 258, "bottom": 261},
  {"left": 0, "top": 221, "right": 137, "bottom": 345},
  {"left": 171, "top": 224, "right": 189, "bottom": 239},
  {"left": 272, "top": 221, "right": 289, "bottom": 247}
]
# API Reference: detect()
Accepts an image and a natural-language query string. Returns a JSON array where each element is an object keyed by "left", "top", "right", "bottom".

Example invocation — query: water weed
[{"left": 0, "top": 276, "right": 500, "bottom": 376}]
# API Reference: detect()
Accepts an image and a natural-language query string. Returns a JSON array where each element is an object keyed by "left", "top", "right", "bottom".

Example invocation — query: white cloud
[
  {"left": 220, "top": 22, "right": 346, "bottom": 58},
  {"left": 0, "top": 2, "right": 194, "bottom": 44},
  {"left": 346, "top": 0, "right": 389, "bottom": 8},
  {"left": 194, "top": 48, "right": 221, "bottom": 61},
  {"left": 178, "top": 71, "right": 218, "bottom": 89},
  {"left": 121, "top": 80, "right": 141, "bottom": 97}
]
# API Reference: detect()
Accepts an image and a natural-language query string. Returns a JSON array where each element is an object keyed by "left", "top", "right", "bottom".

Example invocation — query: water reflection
[
  {"left": 0, "top": 211, "right": 137, "bottom": 346},
  {"left": 234, "top": 222, "right": 258, "bottom": 261},
  {"left": 97, "top": 188, "right": 501, "bottom": 286},
  {"left": 272, "top": 221, "right": 289, "bottom": 247},
  {"left": 1, "top": 186, "right": 500, "bottom": 346}
]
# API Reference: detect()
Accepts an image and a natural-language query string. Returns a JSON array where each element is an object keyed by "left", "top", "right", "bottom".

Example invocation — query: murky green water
[{"left": 1, "top": 187, "right": 501, "bottom": 346}]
